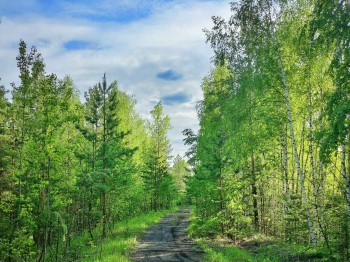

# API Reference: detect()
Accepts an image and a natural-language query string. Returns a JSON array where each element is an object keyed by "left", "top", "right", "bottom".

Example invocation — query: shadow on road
[{"left": 130, "top": 207, "right": 204, "bottom": 262}]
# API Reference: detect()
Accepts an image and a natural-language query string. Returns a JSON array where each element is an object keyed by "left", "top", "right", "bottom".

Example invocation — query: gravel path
[{"left": 130, "top": 207, "right": 204, "bottom": 262}]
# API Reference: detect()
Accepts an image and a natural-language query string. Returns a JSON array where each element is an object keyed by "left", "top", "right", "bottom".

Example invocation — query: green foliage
[
  {"left": 171, "top": 155, "right": 190, "bottom": 203},
  {"left": 185, "top": 0, "right": 350, "bottom": 259},
  {"left": 199, "top": 240, "right": 255, "bottom": 262},
  {"left": 142, "top": 102, "right": 177, "bottom": 211},
  {"left": 1, "top": 1, "right": 349, "bottom": 259},
  {"left": 76, "top": 209, "right": 175, "bottom": 262},
  {"left": 0, "top": 41, "right": 181, "bottom": 261},
  {"left": 197, "top": 235, "right": 331, "bottom": 262}
]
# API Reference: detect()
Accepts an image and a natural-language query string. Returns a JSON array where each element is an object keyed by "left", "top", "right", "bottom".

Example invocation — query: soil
[{"left": 130, "top": 207, "right": 204, "bottom": 262}]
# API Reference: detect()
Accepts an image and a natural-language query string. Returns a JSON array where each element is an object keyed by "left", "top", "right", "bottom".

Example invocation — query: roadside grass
[
  {"left": 198, "top": 238, "right": 255, "bottom": 262},
  {"left": 188, "top": 210, "right": 331, "bottom": 261},
  {"left": 196, "top": 235, "right": 331, "bottom": 262},
  {"left": 71, "top": 208, "right": 176, "bottom": 262}
]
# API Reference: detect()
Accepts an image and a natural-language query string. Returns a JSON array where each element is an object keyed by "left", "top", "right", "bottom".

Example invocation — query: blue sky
[
  {"left": 0, "top": 0, "right": 231, "bottom": 158},
  {"left": 64, "top": 40, "right": 101, "bottom": 50},
  {"left": 161, "top": 92, "right": 191, "bottom": 105},
  {"left": 157, "top": 69, "right": 183, "bottom": 81},
  {"left": 1, "top": 0, "right": 170, "bottom": 22}
]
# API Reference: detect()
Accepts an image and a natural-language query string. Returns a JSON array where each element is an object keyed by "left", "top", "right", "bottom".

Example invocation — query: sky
[{"left": 0, "top": 0, "right": 231, "bottom": 160}]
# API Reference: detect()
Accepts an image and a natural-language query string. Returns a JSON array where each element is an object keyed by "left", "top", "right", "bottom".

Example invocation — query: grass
[
  {"left": 197, "top": 238, "right": 256, "bottom": 262},
  {"left": 72, "top": 207, "right": 331, "bottom": 262},
  {"left": 188, "top": 210, "right": 331, "bottom": 261},
  {"left": 198, "top": 239, "right": 253, "bottom": 262},
  {"left": 71, "top": 208, "right": 176, "bottom": 262},
  {"left": 196, "top": 235, "right": 331, "bottom": 262}
]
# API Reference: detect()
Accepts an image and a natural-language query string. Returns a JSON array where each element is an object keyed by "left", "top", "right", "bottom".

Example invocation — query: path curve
[{"left": 130, "top": 207, "right": 204, "bottom": 262}]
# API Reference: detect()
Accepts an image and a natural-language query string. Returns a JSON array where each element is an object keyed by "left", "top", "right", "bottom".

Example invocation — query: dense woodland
[
  {"left": 183, "top": 0, "right": 350, "bottom": 260},
  {"left": 0, "top": 40, "right": 190, "bottom": 261},
  {"left": 1, "top": 0, "right": 350, "bottom": 261}
]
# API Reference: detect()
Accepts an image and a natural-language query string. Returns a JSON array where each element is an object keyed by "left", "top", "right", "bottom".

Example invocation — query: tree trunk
[
  {"left": 281, "top": 127, "right": 289, "bottom": 197},
  {"left": 102, "top": 75, "right": 107, "bottom": 239},
  {"left": 17, "top": 94, "right": 27, "bottom": 219},
  {"left": 281, "top": 126, "right": 291, "bottom": 240},
  {"left": 219, "top": 163, "right": 224, "bottom": 234},
  {"left": 269, "top": 19, "right": 317, "bottom": 242},
  {"left": 251, "top": 152, "right": 258, "bottom": 231},
  {"left": 342, "top": 146, "right": 350, "bottom": 260},
  {"left": 307, "top": 84, "right": 330, "bottom": 249},
  {"left": 308, "top": 86, "right": 320, "bottom": 242},
  {"left": 279, "top": 57, "right": 316, "bottom": 243},
  {"left": 342, "top": 145, "right": 350, "bottom": 213}
]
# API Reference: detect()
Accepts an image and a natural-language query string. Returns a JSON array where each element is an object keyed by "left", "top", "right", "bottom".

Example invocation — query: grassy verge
[
  {"left": 196, "top": 235, "right": 331, "bottom": 262},
  {"left": 197, "top": 238, "right": 255, "bottom": 262},
  {"left": 71, "top": 208, "right": 176, "bottom": 262},
  {"left": 188, "top": 209, "right": 331, "bottom": 261}
]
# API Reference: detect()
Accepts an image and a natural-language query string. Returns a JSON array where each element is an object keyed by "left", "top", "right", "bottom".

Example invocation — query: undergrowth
[
  {"left": 197, "top": 236, "right": 332, "bottom": 262},
  {"left": 189, "top": 212, "right": 333, "bottom": 262},
  {"left": 69, "top": 208, "right": 176, "bottom": 262}
]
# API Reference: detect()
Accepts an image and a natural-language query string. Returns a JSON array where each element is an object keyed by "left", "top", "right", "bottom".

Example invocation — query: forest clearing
[{"left": 1, "top": 0, "right": 350, "bottom": 261}]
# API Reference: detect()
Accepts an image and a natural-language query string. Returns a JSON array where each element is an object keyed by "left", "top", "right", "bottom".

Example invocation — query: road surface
[{"left": 130, "top": 207, "right": 204, "bottom": 262}]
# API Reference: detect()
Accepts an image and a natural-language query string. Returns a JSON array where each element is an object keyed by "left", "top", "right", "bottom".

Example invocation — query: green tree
[
  {"left": 171, "top": 155, "right": 189, "bottom": 194},
  {"left": 144, "top": 102, "right": 174, "bottom": 211},
  {"left": 7, "top": 40, "right": 46, "bottom": 260},
  {"left": 311, "top": 0, "right": 350, "bottom": 257},
  {"left": 0, "top": 80, "right": 14, "bottom": 259},
  {"left": 204, "top": 0, "right": 318, "bottom": 242},
  {"left": 185, "top": 1, "right": 350, "bottom": 258}
]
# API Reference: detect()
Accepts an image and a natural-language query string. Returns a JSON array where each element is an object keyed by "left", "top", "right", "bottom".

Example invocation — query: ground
[{"left": 130, "top": 207, "right": 204, "bottom": 262}]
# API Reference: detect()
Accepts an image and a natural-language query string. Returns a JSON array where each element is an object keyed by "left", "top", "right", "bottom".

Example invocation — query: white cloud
[{"left": 0, "top": 0, "right": 231, "bottom": 159}]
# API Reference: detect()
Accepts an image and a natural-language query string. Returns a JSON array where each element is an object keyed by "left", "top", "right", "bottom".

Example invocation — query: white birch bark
[
  {"left": 341, "top": 146, "right": 350, "bottom": 214},
  {"left": 279, "top": 54, "right": 316, "bottom": 243},
  {"left": 267, "top": 3, "right": 317, "bottom": 243}
]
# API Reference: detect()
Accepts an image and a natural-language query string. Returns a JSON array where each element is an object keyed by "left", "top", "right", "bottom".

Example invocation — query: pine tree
[{"left": 144, "top": 102, "right": 174, "bottom": 211}]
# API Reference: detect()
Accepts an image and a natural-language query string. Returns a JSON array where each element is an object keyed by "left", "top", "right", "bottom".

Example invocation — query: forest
[
  {"left": 184, "top": 0, "right": 350, "bottom": 261},
  {"left": 0, "top": 40, "right": 190, "bottom": 261},
  {"left": 1, "top": 0, "right": 350, "bottom": 261}
]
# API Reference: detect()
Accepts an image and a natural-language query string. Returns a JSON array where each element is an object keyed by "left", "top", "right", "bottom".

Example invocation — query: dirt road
[{"left": 130, "top": 207, "right": 204, "bottom": 262}]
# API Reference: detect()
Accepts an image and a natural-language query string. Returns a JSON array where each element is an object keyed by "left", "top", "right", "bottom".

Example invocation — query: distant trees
[
  {"left": 0, "top": 40, "right": 180, "bottom": 261},
  {"left": 186, "top": 0, "right": 350, "bottom": 259},
  {"left": 171, "top": 155, "right": 189, "bottom": 194},
  {"left": 143, "top": 102, "right": 176, "bottom": 211}
]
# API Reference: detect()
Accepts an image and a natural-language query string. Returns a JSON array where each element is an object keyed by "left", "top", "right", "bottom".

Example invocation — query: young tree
[
  {"left": 0, "top": 80, "right": 14, "bottom": 259},
  {"left": 171, "top": 155, "right": 189, "bottom": 193},
  {"left": 144, "top": 102, "right": 174, "bottom": 211}
]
